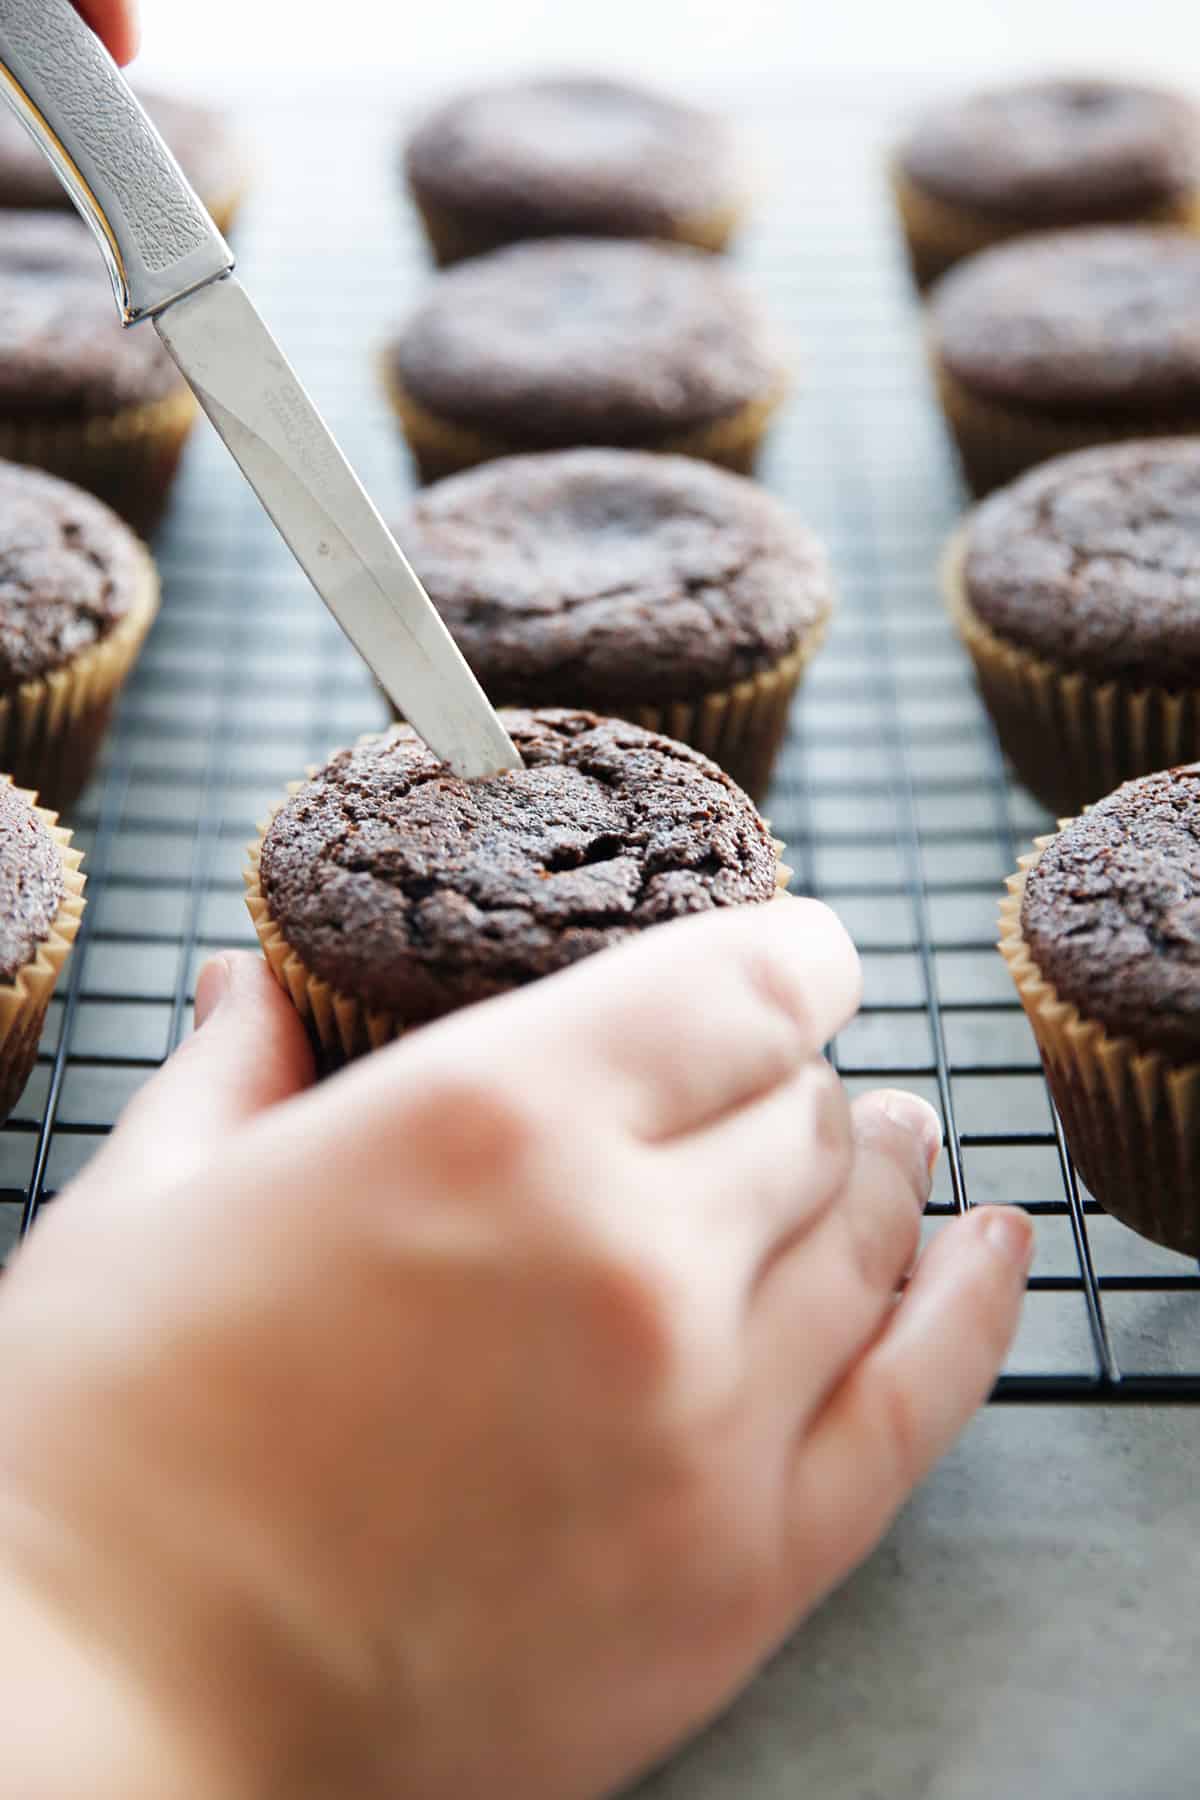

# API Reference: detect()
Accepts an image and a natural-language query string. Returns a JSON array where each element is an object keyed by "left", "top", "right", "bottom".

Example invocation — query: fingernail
[
  {"left": 194, "top": 955, "right": 232, "bottom": 1029},
  {"left": 983, "top": 1208, "right": 1035, "bottom": 1275},
  {"left": 874, "top": 1090, "right": 943, "bottom": 1179}
]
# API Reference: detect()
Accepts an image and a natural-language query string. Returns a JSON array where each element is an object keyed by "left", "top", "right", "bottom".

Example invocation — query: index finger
[{"left": 411, "top": 896, "right": 862, "bottom": 1142}]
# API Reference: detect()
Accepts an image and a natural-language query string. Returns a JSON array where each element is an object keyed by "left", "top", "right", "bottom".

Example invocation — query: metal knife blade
[{"left": 155, "top": 276, "right": 521, "bottom": 780}]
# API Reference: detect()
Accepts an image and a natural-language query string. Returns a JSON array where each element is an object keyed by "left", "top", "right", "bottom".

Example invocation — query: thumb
[{"left": 75, "top": 951, "right": 315, "bottom": 1203}]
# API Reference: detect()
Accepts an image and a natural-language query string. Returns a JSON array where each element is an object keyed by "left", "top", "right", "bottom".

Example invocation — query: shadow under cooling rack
[{"left": 1, "top": 92, "right": 1196, "bottom": 1402}]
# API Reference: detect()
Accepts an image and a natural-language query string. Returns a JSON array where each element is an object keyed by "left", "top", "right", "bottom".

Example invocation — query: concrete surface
[{"left": 634, "top": 1406, "right": 1200, "bottom": 1798}]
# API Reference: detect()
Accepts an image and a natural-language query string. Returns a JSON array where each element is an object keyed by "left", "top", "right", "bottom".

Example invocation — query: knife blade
[
  {"left": 154, "top": 276, "right": 522, "bottom": 779},
  {"left": 0, "top": 0, "right": 522, "bottom": 781}
]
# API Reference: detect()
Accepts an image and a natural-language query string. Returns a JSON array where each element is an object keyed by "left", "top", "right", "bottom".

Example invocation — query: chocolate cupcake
[
  {"left": 0, "top": 87, "right": 246, "bottom": 236},
  {"left": 383, "top": 238, "right": 787, "bottom": 482},
  {"left": 894, "top": 79, "right": 1200, "bottom": 288},
  {"left": 1001, "top": 765, "right": 1200, "bottom": 1254},
  {"left": 945, "top": 439, "right": 1200, "bottom": 817},
  {"left": 0, "top": 775, "right": 85, "bottom": 1120},
  {"left": 0, "top": 212, "right": 196, "bottom": 530},
  {"left": 396, "top": 450, "right": 832, "bottom": 799},
  {"left": 245, "top": 709, "right": 786, "bottom": 1068},
  {"left": 0, "top": 461, "right": 159, "bottom": 811},
  {"left": 928, "top": 228, "right": 1200, "bottom": 495},
  {"left": 404, "top": 75, "right": 744, "bottom": 266}
]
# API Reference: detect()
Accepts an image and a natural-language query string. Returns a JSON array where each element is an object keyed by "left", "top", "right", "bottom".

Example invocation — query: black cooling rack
[{"left": 2, "top": 87, "right": 1196, "bottom": 1401}]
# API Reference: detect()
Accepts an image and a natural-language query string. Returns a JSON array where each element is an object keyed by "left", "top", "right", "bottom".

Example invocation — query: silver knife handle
[{"left": 0, "top": 0, "right": 232, "bottom": 323}]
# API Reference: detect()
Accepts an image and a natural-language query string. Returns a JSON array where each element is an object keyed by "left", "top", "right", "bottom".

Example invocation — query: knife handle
[{"left": 0, "top": 0, "right": 233, "bottom": 323}]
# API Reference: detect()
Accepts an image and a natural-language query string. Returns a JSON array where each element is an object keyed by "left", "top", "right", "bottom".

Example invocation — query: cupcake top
[
  {"left": 963, "top": 440, "right": 1200, "bottom": 687},
  {"left": 398, "top": 450, "right": 831, "bottom": 705},
  {"left": 1021, "top": 764, "right": 1200, "bottom": 1061},
  {"left": 0, "top": 779, "right": 64, "bottom": 982},
  {"left": 405, "top": 75, "right": 740, "bottom": 241},
  {"left": 388, "top": 238, "right": 783, "bottom": 443},
  {"left": 0, "top": 461, "right": 149, "bottom": 691},
  {"left": 0, "top": 88, "right": 242, "bottom": 214},
  {"left": 931, "top": 229, "right": 1200, "bottom": 417},
  {"left": 0, "top": 212, "right": 185, "bottom": 417},
  {"left": 899, "top": 79, "right": 1200, "bottom": 222},
  {"left": 259, "top": 708, "right": 779, "bottom": 1022}
]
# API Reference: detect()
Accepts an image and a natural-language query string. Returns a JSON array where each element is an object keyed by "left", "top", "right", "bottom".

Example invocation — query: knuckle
[
  {"left": 741, "top": 934, "right": 818, "bottom": 1052},
  {"left": 570, "top": 1244, "right": 683, "bottom": 1395},
  {"left": 400, "top": 1070, "right": 543, "bottom": 1189}
]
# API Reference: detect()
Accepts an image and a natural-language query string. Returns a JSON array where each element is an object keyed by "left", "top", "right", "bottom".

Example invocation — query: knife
[{"left": 0, "top": 0, "right": 522, "bottom": 781}]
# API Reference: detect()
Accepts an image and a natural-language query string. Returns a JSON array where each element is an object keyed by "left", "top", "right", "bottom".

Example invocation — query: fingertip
[
  {"left": 852, "top": 1088, "right": 942, "bottom": 1194},
  {"left": 975, "top": 1204, "right": 1036, "bottom": 1277}
]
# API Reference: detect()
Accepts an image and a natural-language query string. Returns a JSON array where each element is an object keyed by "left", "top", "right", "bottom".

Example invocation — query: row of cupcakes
[
  {"left": 893, "top": 82, "right": 1200, "bottom": 1255},
  {"left": 891, "top": 78, "right": 1200, "bottom": 495}
]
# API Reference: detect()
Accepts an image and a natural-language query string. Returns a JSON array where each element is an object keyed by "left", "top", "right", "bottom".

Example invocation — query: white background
[{"left": 133, "top": 0, "right": 1200, "bottom": 95}]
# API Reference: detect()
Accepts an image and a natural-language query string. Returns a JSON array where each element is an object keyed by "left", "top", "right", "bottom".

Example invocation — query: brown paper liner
[
  {"left": 244, "top": 740, "right": 791, "bottom": 1072},
  {"left": 943, "top": 525, "right": 1200, "bottom": 817},
  {"left": 1001, "top": 838, "right": 1200, "bottom": 1255},
  {"left": 0, "top": 782, "right": 86, "bottom": 1121},
  {"left": 0, "top": 388, "right": 198, "bottom": 534},
  {"left": 0, "top": 546, "right": 160, "bottom": 815},
  {"left": 929, "top": 352, "right": 1200, "bottom": 497},
  {"left": 409, "top": 190, "right": 743, "bottom": 267},
  {"left": 382, "top": 359, "right": 787, "bottom": 484},
  {"left": 891, "top": 161, "right": 1200, "bottom": 290}
]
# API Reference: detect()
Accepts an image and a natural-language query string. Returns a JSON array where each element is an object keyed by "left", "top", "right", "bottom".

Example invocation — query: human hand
[
  {"left": 0, "top": 900, "right": 1031, "bottom": 1800},
  {"left": 74, "top": 0, "right": 140, "bottom": 65}
]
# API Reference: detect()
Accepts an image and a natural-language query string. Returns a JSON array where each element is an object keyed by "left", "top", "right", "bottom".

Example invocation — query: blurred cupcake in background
[
  {"left": 0, "top": 212, "right": 196, "bottom": 531},
  {"left": 944, "top": 438, "right": 1200, "bottom": 817},
  {"left": 404, "top": 74, "right": 745, "bottom": 265},
  {"left": 394, "top": 449, "right": 832, "bottom": 800},
  {"left": 0, "top": 87, "right": 247, "bottom": 237},
  {"left": 0, "top": 461, "right": 160, "bottom": 813},
  {"left": 384, "top": 238, "right": 788, "bottom": 482},
  {"left": 893, "top": 78, "right": 1200, "bottom": 288},
  {"left": 927, "top": 227, "right": 1200, "bottom": 495}
]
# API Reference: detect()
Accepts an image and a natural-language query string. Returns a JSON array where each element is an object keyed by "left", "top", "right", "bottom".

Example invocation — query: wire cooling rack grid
[{"left": 1, "top": 89, "right": 1195, "bottom": 1401}]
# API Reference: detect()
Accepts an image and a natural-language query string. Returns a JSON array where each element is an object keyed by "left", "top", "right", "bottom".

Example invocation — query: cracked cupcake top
[
  {"left": 963, "top": 440, "right": 1200, "bottom": 686},
  {"left": 1021, "top": 764, "right": 1200, "bottom": 1062},
  {"left": 398, "top": 450, "right": 831, "bottom": 705},
  {"left": 388, "top": 238, "right": 783, "bottom": 443},
  {"left": 0, "top": 460, "right": 149, "bottom": 690},
  {"left": 258, "top": 709, "right": 779, "bottom": 1022}
]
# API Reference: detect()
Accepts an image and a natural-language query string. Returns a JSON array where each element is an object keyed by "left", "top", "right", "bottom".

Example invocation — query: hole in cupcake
[{"left": 542, "top": 834, "right": 626, "bottom": 873}]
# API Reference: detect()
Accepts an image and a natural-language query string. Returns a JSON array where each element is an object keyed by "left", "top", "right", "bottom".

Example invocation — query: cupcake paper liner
[
  {"left": 929, "top": 354, "right": 1200, "bottom": 497},
  {"left": 0, "top": 545, "right": 160, "bottom": 815},
  {"left": 943, "top": 526, "right": 1200, "bottom": 817},
  {"left": 1000, "top": 838, "right": 1200, "bottom": 1256},
  {"left": 409, "top": 191, "right": 743, "bottom": 267},
  {"left": 0, "top": 782, "right": 86, "bottom": 1121},
  {"left": 893, "top": 162, "right": 1200, "bottom": 290},
  {"left": 382, "top": 360, "right": 787, "bottom": 484},
  {"left": 245, "top": 737, "right": 792, "bottom": 1071},
  {"left": 0, "top": 388, "right": 198, "bottom": 534}
]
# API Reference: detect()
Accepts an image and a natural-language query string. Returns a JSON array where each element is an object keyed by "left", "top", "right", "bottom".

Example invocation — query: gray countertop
[{"left": 636, "top": 1406, "right": 1200, "bottom": 1798}]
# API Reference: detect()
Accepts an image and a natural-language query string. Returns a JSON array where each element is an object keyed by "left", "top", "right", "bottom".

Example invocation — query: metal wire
[{"left": 1, "top": 91, "right": 1195, "bottom": 1399}]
